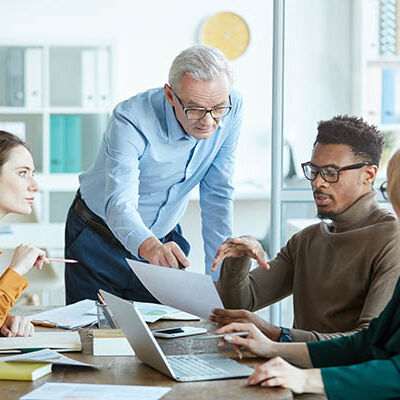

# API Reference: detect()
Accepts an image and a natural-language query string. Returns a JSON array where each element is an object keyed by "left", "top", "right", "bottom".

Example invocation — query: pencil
[
  {"left": 97, "top": 293, "right": 106, "bottom": 304},
  {"left": 48, "top": 258, "right": 78, "bottom": 263}
]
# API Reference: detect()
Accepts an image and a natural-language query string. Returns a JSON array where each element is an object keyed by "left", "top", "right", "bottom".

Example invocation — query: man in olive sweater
[{"left": 211, "top": 115, "right": 400, "bottom": 343}]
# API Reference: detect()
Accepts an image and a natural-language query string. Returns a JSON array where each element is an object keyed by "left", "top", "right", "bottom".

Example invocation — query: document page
[
  {"left": 21, "top": 382, "right": 171, "bottom": 400},
  {"left": 0, "top": 349, "right": 95, "bottom": 368},
  {"left": 127, "top": 260, "right": 224, "bottom": 319},
  {"left": 28, "top": 299, "right": 97, "bottom": 329}
]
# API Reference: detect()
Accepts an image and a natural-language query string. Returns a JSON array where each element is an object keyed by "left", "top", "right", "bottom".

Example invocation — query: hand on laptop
[
  {"left": 210, "top": 309, "right": 282, "bottom": 341},
  {"left": 211, "top": 236, "right": 269, "bottom": 272},
  {"left": 215, "top": 322, "right": 273, "bottom": 359},
  {"left": 139, "top": 237, "right": 189, "bottom": 269}
]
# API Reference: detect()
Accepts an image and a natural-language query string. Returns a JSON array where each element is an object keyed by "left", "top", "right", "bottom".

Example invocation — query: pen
[
  {"left": 31, "top": 321, "right": 58, "bottom": 328},
  {"left": 193, "top": 331, "right": 250, "bottom": 340},
  {"left": 48, "top": 258, "right": 78, "bottom": 263}
]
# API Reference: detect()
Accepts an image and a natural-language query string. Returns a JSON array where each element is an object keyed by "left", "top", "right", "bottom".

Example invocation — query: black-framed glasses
[
  {"left": 173, "top": 92, "right": 232, "bottom": 120},
  {"left": 380, "top": 181, "right": 388, "bottom": 200},
  {"left": 301, "top": 161, "right": 373, "bottom": 183}
]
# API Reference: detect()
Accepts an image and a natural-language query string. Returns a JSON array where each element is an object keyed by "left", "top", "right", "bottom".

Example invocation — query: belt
[{"left": 73, "top": 192, "right": 126, "bottom": 250}]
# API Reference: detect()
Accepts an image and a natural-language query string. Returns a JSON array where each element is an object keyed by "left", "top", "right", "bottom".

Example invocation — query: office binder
[
  {"left": 381, "top": 68, "right": 396, "bottom": 124},
  {"left": 64, "top": 115, "right": 82, "bottom": 173},
  {"left": 81, "top": 50, "right": 96, "bottom": 107},
  {"left": 96, "top": 49, "right": 110, "bottom": 108},
  {"left": 24, "top": 48, "right": 42, "bottom": 108},
  {"left": 50, "top": 115, "right": 65, "bottom": 173},
  {"left": 6, "top": 47, "right": 24, "bottom": 106}
]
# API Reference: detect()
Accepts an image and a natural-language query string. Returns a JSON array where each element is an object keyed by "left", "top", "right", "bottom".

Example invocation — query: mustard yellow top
[{"left": 0, "top": 268, "right": 28, "bottom": 327}]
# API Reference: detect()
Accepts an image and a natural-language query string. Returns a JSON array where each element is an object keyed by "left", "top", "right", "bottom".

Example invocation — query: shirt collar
[{"left": 165, "top": 97, "right": 225, "bottom": 143}]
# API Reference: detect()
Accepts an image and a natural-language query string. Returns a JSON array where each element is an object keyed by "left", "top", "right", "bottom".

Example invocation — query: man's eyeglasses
[
  {"left": 301, "top": 161, "right": 373, "bottom": 183},
  {"left": 174, "top": 92, "right": 232, "bottom": 120},
  {"left": 380, "top": 181, "right": 388, "bottom": 200}
]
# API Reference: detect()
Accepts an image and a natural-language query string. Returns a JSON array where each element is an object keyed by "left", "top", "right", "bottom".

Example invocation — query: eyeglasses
[
  {"left": 380, "top": 181, "right": 388, "bottom": 200},
  {"left": 301, "top": 161, "right": 373, "bottom": 183},
  {"left": 173, "top": 92, "right": 232, "bottom": 120}
]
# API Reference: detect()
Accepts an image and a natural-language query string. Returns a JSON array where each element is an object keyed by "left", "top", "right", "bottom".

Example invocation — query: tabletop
[{"left": 0, "top": 306, "right": 293, "bottom": 400}]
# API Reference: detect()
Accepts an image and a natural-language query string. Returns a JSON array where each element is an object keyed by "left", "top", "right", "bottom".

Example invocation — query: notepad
[
  {"left": 0, "top": 361, "right": 52, "bottom": 381},
  {"left": 0, "top": 331, "right": 81, "bottom": 353},
  {"left": 93, "top": 329, "right": 134, "bottom": 356}
]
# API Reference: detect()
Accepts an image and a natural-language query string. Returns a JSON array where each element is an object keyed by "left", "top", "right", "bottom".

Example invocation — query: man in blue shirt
[{"left": 64, "top": 45, "right": 243, "bottom": 304}]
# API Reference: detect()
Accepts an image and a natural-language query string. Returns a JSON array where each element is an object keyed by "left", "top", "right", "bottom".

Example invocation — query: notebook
[
  {"left": 0, "top": 331, "right": 81, "bottom": 353},
  {"left": 0, "top": 361, "right": 52, "bottom": 381}
]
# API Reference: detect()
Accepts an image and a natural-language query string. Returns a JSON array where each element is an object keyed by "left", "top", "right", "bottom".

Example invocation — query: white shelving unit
[
  {"left": 0, "top": 41, "right": 113, "bottom": 226},
  {"left": 359, "top": 0, "right": 400, "bottom": 181}
]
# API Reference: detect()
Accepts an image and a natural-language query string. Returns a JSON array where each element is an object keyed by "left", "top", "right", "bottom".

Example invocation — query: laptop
[{"left": 100, "top": 290, "right": 254, "bottom": 382}]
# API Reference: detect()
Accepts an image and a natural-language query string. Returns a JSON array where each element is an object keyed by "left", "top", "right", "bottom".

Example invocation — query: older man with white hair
[{"left": 64, "top": 45, "right": 243, "bottom": 304}]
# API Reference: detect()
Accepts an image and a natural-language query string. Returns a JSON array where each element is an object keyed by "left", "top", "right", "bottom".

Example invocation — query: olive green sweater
[{"left": 217, "top": 191, "right": 400, "bottom": 342}]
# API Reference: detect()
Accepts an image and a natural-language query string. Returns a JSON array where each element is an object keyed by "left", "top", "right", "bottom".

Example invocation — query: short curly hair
[{"left": 315, "top": 115, "right": 384, "bottom": 166}]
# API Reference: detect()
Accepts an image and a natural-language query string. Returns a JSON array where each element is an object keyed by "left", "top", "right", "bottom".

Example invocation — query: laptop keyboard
[{"left": 167, "top": 355, "right": 230, "bottom": 378}]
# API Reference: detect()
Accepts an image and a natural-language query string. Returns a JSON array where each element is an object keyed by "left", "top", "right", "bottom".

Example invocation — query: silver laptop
[{"left": 100, "top": 290, "right": 254, "bottom": 382}]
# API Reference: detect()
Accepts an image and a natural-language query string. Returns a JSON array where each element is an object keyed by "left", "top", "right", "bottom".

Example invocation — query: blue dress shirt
[{"left": 79, "top": 87, "right": 243, "bottom": 280}]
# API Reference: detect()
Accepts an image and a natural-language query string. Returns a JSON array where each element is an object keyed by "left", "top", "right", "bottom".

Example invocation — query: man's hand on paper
[
  {"left": 139, "top": 237, "right": 189, "bottom": 269},
  {"left": 210, "top": 308, "right": 282, "bottom": 342},
  {"left": 1, "top": 315, "right": 34, "bottom": 337},
  {"left": 211, "top": 235, "right": 269, "bottom": 272}
]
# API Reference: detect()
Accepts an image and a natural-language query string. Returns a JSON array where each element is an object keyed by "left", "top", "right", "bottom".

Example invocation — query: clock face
[{"left": 200, "top": 12, "right": 250, "bottom": 60}]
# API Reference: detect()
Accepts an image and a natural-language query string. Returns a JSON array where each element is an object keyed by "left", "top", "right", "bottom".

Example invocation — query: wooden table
[{"left": 0, "top": 306, "right": 293, "bottom": 400}]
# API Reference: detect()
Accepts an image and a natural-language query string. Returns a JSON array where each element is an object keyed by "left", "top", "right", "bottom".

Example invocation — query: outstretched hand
[{"left": 212, "top": 236, "right": 269, "bottom": 272}]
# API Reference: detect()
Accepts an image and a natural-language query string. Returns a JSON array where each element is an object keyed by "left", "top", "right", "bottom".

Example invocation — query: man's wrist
[{"left": 278, "top": 327, "right": 292, "bottom": 342}]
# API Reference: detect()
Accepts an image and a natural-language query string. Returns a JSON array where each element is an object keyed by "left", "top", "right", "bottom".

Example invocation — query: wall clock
[{"left": 200, "top": 12, "right": 250, "bottom": 60}]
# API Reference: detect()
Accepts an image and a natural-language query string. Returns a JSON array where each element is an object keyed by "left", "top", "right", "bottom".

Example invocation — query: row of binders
[
  {"left": 5, "top": 47, "right": 110, "bottom": 108},
  {"left": 50, "top": 115, "right": 81, "bottom": 173},
  {"left": 366, "top": 66, "right": 400, "bottom": 125},
  {"left": 365, "top": 0, "right": 400, "bottom": 58}
]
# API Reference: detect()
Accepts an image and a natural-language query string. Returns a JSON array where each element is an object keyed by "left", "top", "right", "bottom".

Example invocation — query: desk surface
[{"left": 0, "top": 306, "right": 293, "bottom": 400}]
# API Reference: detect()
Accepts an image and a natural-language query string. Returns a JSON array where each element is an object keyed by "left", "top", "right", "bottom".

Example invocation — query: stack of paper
[
  {"left": 93, "top": 329, "right": 134, "bottom": 356},
  {"left": 29, "top": 299, "right": 97, "bottom": 329},
  {"left": 0, "top": 332, "right": 81, "bottom": 353}
]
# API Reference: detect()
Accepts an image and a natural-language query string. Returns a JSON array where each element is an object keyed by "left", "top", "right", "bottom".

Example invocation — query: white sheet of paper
[
  {"left": 134, "top": 301, "right": 199, "bottom": 323},
  {"left": 0, "top": 349, "right": 96, "bottom": 368},
  {"left": 28, "top": 299, "right": 97, "bottom": 329},
  {"left": 127, "top": 260, "right": 224, "bottom": 319},
  {"left": 21, "top": 382, "right": 171, "bottom": 400}
]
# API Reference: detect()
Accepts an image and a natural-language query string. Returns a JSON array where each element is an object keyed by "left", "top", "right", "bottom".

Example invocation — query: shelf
[
  {"left": 367, "top": 56, "right": 400, "bottom": 65},
  {"left": 378, "top": 124, "right": 400, "bottom": 131},
  {"left": 0, "top": 107, "right": 111, "bottom": 114}
]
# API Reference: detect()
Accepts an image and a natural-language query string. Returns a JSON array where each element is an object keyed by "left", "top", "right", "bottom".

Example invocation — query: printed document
[
  {"left": 21, "top": 382, "right": 171, "bottom": 400},
  {"left": 127, "top": 259, "right": 224, "bottom": 319}
]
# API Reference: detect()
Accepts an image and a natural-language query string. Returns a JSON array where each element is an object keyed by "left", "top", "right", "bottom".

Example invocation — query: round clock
[{"left": 200, "top": 12, "right": 250, "bottom": 60}]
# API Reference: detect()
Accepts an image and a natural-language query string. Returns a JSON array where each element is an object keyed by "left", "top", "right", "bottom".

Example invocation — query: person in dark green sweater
[{"left": 215, "top": 149, "right": 400, "bottom": 399}]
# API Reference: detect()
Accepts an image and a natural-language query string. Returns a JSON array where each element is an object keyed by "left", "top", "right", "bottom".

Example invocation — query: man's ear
[
  {"left": 364, "top": 164, "right": 378, "bottom": 185},
  {"left": 164, "top": 84, "right": 174, "bottom": 105}
]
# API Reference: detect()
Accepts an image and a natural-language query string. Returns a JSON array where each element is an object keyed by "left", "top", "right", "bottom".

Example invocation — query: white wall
[{"left": 0, "top": 0, "right": 356, "bottom": 275}]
